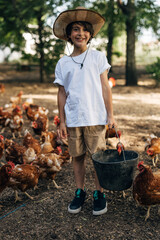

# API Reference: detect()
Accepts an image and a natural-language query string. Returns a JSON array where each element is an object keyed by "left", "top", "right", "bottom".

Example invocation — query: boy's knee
[{"left": 73, "top": 153, "right": 86, "bottom": 162}]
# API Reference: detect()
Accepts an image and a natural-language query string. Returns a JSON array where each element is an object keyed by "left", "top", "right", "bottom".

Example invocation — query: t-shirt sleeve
[
  {"left": 53, "top": 61, "right": 64, "bottom": 87},
  {"left": 98, "top": 52, "right": 111, "bottom": 74}
]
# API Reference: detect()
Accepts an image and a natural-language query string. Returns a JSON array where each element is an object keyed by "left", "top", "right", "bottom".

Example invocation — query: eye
[{"left": 73, "top": 27, "right": 78, "bottom": 31}]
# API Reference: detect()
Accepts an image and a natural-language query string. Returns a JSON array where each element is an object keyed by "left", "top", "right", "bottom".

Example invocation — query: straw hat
[{"left": 53, "top": 7, "right": 105, "bottom": 41}]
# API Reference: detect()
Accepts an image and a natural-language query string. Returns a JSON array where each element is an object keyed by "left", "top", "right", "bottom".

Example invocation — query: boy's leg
[
  {"left": 84, "top": 125, "right": 107, "bottom": 215},
  {"left": 68, "top": 154, "right": 86, "bottom": 214},
  {"left": 94, "top": 169, "right": 103, "bottom": 192},
  {"left": 73, "top": 153, "right": 86, "bottom": 189},
  {"left": 67, "top": 127, "right": 87, "bottom": 214}
]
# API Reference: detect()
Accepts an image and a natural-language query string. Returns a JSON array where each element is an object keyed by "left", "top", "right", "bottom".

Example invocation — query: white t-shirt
[{"left": 54, "top": 49, "right": 111, "bottom": 127}]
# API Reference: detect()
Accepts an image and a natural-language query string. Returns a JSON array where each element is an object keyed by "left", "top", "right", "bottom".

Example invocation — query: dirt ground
[{"left": 0, "top": 65, "right": 160, "bottom": 240}]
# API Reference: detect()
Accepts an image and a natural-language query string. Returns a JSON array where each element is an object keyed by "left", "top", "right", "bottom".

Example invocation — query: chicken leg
[
  {"left": 24, "top": 191, "right": 34, "bottom": 200},
  {"left": 14, "top": 190, "right": 22, "bottom": 202},
  {"left": 52, "top": 179, "right": 61, "bottom": 189},
  {"left": 145, "top": 206, "right": 151, "bottom": 221},
  {"left": 15, "top": 190, "right": 34, "bottom": 201}
]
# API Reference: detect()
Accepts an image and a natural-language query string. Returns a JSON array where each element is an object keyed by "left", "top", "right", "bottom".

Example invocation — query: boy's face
[{"left": 69, "top": 23, "right": 91, "bottom": 49}]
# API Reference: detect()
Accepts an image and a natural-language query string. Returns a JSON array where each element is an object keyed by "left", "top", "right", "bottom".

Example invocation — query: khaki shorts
[{"left": 67, "top": 125, "right": 106, "bottom": 157}]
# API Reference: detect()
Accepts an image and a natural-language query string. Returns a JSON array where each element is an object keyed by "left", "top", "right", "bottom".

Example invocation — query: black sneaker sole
[
  {"left": 68, "top": 205, "right": 82, "bottom": 214},
  {"left": 93, "top": 202, "right": 108, "bottom": 216}
]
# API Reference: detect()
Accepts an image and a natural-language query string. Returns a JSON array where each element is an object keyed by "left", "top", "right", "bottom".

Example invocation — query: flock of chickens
[
  {"left": 0, "top": 83, "right": 160, "bottom": 221},
  {"left": 0, "top": 87, "right": 71, "bottom": 203}
]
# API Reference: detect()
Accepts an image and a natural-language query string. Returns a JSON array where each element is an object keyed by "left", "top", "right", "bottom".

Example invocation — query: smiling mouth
[{"left": 76, "top": 38, "right": 85, "bottom": 41}]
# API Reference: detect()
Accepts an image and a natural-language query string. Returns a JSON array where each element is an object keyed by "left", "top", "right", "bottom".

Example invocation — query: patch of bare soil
[{"left": 0, "top": 66, "right": 160, "bottom": 240}]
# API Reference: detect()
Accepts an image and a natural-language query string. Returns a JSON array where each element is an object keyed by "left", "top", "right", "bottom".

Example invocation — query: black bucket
[{"left": 92, "top": 149, "right": 139, "bottom": 191}]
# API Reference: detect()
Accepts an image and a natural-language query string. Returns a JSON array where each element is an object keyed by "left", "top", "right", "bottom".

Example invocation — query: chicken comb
[
  {"left": 32, "top": 121, "right": 37, "bottom": 128},
  {"left": 0, "top": 135, "right": 4, "bottom": 140},
  {"left": 57, "top": 146, "right": 62, "bottom": 154},
  {"left": 7, "top": 161, "right": 15, "bottom": 169},
  {"left": 54, "top": 115, "right": 60, "bottom": 126},
  {"left": 117, "top": 130, "right": 121, "bottom": 138},
  {"left": 137, "top": 161, "right": 144, "bottom": 168}
]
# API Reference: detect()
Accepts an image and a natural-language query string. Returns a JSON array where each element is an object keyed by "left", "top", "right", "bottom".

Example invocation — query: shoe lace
[
  {"left": 76, "top": 189, "right": 82, "bottom": 198},
  {"left": 93, "top": 191, "right": 98, "bottom": 200},
  {"left": 94, "top": 191, "right": 105, "bottom": 200}
]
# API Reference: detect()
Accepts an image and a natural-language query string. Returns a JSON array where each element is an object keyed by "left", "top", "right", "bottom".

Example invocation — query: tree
[
  {"left": 18, "top": 0, "right": 66, "bottom": 83},
  {"left": 0, "top": 0, "right": 66, "bottom": 82},
  {"left": 92, "top": 0, "right": 125, "bottom": 66},
  {"left": 117, "top": 0, "right": 160, "bottom": 86},
  {"left": 117, "top": 0, "right": 137, "bottom": 86}
]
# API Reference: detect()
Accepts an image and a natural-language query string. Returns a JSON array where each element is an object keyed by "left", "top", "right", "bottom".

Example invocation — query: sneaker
[
  {"left": 93, "top": 190, "right": 107, "bottom": 216},
  {"left": 68, "top": 188, "right": 86, "bottom": 214}
]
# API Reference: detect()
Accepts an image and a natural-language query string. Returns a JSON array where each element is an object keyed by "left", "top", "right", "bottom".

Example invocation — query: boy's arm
[
  {"left": 100, "top": 69, "right": 116, "bottom": 128},
  {"left": 57, "top": 85, "right": 67, "bottom": 139}
]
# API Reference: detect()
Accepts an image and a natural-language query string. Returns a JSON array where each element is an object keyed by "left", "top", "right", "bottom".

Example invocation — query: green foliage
[
  {"left": 0, "top": 0, "right": 66, "bottom": 80},
  {"left": 137, "top": 0, "right": 160, "bottom": 34},
  {"left": 112, "top": 51, "right": 122, "bottom": 58},
  {"left": 91, "top": 0, "right": 125, "bottom": 39},
  {"left": 146, "top": 57, "right": 160, "bottom": 84}
]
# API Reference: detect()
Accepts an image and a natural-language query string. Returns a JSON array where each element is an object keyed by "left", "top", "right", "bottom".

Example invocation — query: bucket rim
[{"left": 92, "top": 149, "right": 139, "bottom": 165}]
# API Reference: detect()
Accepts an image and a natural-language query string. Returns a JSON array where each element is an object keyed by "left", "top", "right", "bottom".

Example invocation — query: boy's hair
[{"left": 66, "top": 21, "right": 94, "bottom": 45}]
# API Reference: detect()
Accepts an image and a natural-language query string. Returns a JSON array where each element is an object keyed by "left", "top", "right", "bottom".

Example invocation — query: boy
[{"left": 53, "top": 7, "right": 116, "bottom": 215}]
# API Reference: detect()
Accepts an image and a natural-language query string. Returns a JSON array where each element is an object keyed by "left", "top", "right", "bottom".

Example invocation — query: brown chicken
[
  {"left": 32, "top": 114, "right": 49, "bottom": 135},
  {"left": 0, "top": 162, "right": 14, "bottom": 193},
  {"left": 23, "top": 130, "right": 41, "bottom": 155},
  {"left": 0, "top": 161, "right": 40, "bottom": 201},
  {"left": 145, "top": 134, "right": 160, "bottom": 167},
  {"left": 23, "top": 103, "right": 39, "bottom": 121},
  {"left": 116, "top": 142, "right": 125, "bottom": 156},
  {"left": 41, "top": 131, "right": 59, "bottom": 149},
  {"left": 53, "top": 115, "right": 68, "bottom": 146},
  {"left": 60, "top": 149, "right": 71, "bottom": 164},
  {"left": 0, "top": 106, "right": 22, "bottom": 134},
  {"left": 40, "top": 134, "right": 65, "bottom": 154},
  {"left": 105, "top": 125, "right": 121, "bottom": 139},
  {"left": 53, "top": 115, "right": 60, "bottom": 128},
  {"left": 32, "top": 153, "right": 63, "bottom": 189},
  {"left": 5, "top": 139, "right": 27, "bottom": 164},
  {"left": 40, "top": 135, "right": 55, "bottom": 154},
  {"left": 0, "top": 135, "right": 4, "bottom": 159},
  {"left": 12, "top": 105, "right": 22, "bottom": 116},
  {"left": 10, "top": 91, "right": 23, "bottom": 105},
  {"left": 3, "top": 103, "right": 17, "bottom": 112},
  {"left": 0, "top": 107, "right": 12, "bottom": 133},
  {"left": 133, "top": 161, "right": 160, "bottom": 221},
  {"left": 23, "top": 101, "right": 49, "bottom": 122},
  {"left": 40, "top": 135, "right": 70, "bottom": 162},
  {"left": 23, "top": 147, "right": 37, "bottom": 164},
  {"left": 5, "top": 138, "right": 36, "bottom": 165},
  {"left": 5, "top": 114, "right": 24, "bottom": 138}
]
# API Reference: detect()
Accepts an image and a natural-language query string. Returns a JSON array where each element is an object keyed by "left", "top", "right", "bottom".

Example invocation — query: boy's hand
[
  {"left": 59, "top": 122, "right": 67, "bottom": 139},
  {"left": 107, "top": 116, "right": 117, "bottom": 129}
]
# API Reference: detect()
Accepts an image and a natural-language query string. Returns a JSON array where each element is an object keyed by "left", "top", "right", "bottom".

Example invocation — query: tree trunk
[
  {"left": 106, "top": 0, "right": 115, "bottom": 66},
  {"left": 37, "top": 11, "right": 44, "bottom": 83},
  {"left": 117, "top": 0, "right": 137, "bottom": 86},
  {"left": 107, "top": 26, "right": 114, "bottom": 66},
  {"left": 126, "top": 18, "right": 137, "bottom": 85}
]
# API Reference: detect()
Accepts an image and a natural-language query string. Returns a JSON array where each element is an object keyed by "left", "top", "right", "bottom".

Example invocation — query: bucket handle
[{"left": 114, "top": 126, "right": 126, "bottom": 163}]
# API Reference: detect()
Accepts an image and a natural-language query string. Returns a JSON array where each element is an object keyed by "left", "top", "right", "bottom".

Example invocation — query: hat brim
[{"left": 53, "top": 9, "right": 105, "bottom": 41}]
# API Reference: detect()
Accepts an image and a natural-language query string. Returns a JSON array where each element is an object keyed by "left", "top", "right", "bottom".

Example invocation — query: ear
[{"left": 67, "top": 36, "right": 73, "bottom": 45}]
